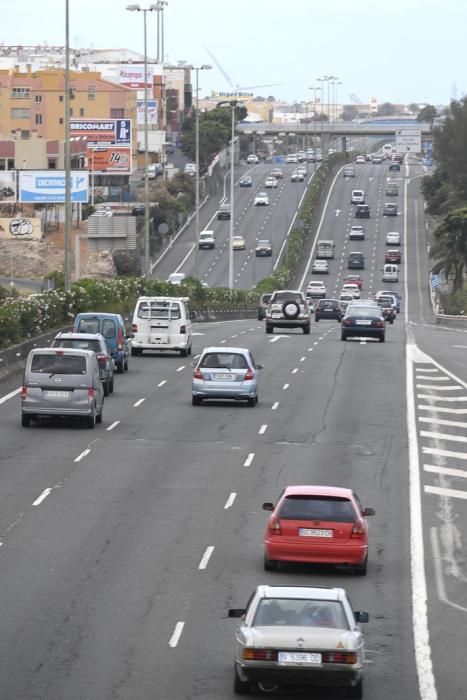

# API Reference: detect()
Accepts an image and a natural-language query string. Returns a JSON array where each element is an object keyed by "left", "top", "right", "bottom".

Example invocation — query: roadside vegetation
[{"left": 422, "top": 98, "right": 467, "bottom": 312}]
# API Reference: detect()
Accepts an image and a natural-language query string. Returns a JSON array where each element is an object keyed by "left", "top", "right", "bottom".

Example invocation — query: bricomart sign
[
  {"left": 18, "top": 171, "right": 89, "bottom": 203},
  {"left": 70, "top": 119, "right": 132, "bottom": 146}
]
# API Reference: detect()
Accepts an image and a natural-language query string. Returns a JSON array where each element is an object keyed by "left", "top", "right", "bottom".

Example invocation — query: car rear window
[
  {"left": 31, "top": 354, "right": 87, "bottom": 375},
  {"left": 272, "top": 292, "right": 302, "bottom": 303},
  {"left": 138, "top": 302, "right": 181, "bottom": 320},
  {"left": 253, "top": 598, "right": 349, "bottom": 630},
  {"left": 53, "top": 339, "right": 101, "bottom": 353},
  {"left": 200, "top": 352, "right": 248, "bottom": 369},
  {"left": 77, "top": 318, "right": 100, "bottom": 334},
  {"left": 278, "top": 495, "right": 356, "bottom": 522},
  {"left": 319, "top": 301, "right": 338, "bottom": 309}
]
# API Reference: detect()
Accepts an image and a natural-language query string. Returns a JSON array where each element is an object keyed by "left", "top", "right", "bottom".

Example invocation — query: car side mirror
[
  {"left": 256, "top": 363, "right": 264, "bottom": 370},
  {"left": 363, "top": 507, "right": 375, "bottom": 516},
  {"left": 354, "top": 611, "right": 369, "bottom": 623},
  {"left": 262, "top": 502, "right": 274, "bottom": 511},
  {"left": 228, "top": 608, "right": 245, "bottom": 618}
]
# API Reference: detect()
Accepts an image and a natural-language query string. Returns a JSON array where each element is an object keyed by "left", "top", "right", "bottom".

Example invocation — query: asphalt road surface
[{"left": 0, "top": 152, "right": 462, "bottom": 700}]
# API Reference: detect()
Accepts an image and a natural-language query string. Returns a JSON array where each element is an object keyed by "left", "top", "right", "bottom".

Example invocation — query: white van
[
  {"left": 198, "top": 230, "right": 215, "bottom": 249},
  {"left": 351, "top": 189, "right": 365, "bottom": 204},
  {"left": 382, "top": 264, "right": 399, "bottom": 282},
  {"left": 131, "top": 296, "right": 193, "bottom": 357}
]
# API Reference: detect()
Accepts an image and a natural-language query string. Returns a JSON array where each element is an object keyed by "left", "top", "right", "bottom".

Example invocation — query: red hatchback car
[
  {"left": 343, "top": 274, "right": 363, "bottom": 290},
  {"left": 262, "top": 486, "right": 375, "bottom": 575}
]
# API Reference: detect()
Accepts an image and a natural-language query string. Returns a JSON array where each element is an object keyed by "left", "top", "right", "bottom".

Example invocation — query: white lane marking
[
  {"left": 258, "top": 424, "right": 268, "bottom": 435},
  {"left": 158, "top": 380, "right": 167, "bottom": 387},
  {"left": 423, "top": 446, "right": 467, "bottom": 460},
  {"left": 175, "top": 243, "right": 196, "bottom": 272},
  {"left": 231, "top": 334, "right": 238, "bottom": 338},
  {"left": 421, "top": 430, "right": 467, "bottom": 444},
  {"left": 453, "top": 345, "right": 467, "bottom": 349},
  {"left": 176, "top": 365, "right": 185, "bottom": 372},
  {"left": 424, "top": 464, "right": 467, "bottom": 479},
  {"left": 220, "top": 339, "right": 226, "bottom": 344},
  {"left": 417, "top": 384, "right": 461, "bottom": 391},
  {"left": 406, "top": 345, "right": 437, "bottom": 700},
  {"left": 32, "top": 488, "right": 52, "bottom": 506},
  {"left": 300, "top": 356, "right": 306, "bottom": 362},
  {"left": 416, "top": 376, "right": 450, "bottom": 382},
  {"left": 74, "top": 448, "right": 91, "bottom": 463},
  {"left": 430, "top": 527, "right": 467, "bottom": 612},
  {"left": 415, "top": 368, "right": 439, "bottom": 373},
  {"left": 425, "top": 485, "right": 467, "bottom": 501},
  {"left": 272, "top": 401, "right": 279, "bottom": 410},
  {"left": 243, "top": 452, "right": 255, "bottom": 467},
  {"left": 133, "top": 398, "right": 146, "bottom": 407},
  {"left": 417, "top": 394, "right": 467, "bottom": 402},
  {"left": 282, "top": 383, "right": 289, "bottom": 390},
  {"left": 0, "top": 387, "right": 21, "bottom": 405},
  {"left": 191, "top": 332, "right": 205, "bottom": 336},
  {"left": 106, "top": 421, "right": 120, "bottom": 431},
  {"left": 291, "top": 368, "right": 298, "bottom": 374},
  {"left": 198, "top": 545, "right": 215, "bottom": 570},
  {"left": 419, "top": 417, "right": 467, "bottom": 429},
  {"left": 168, "top": 621, "right": 185, "bottom": 648},
  {"left": 419, "top": 405, "right": 467, "bottom": 414},
  {"left": 224, "top": 492, "right": 237, "bottom": 509}
]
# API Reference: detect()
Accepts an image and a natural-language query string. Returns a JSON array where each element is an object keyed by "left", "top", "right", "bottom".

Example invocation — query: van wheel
[
  {"left": 21, "top": 413, "right": 31, "bottom": 427},
  {"left": 180, "top": 348, "right": 188, "bottom": 357},
  {"left": 192, "top": 396, "right": 201, "bottom": 406},
  {"left": 109, "top": 379, "right": 114, "bottom": 394},
  {"left": 103, "top": 379, "right": 110, "bottom": 397},
  {"left": 87, "top": 409, "right": 96, "bottom": 429},
  {"left": 303, "top": 324, "right": 310, "bottom": 334},
  {"left": 96, "top": 405, "right": 103, "bottom": 424}
]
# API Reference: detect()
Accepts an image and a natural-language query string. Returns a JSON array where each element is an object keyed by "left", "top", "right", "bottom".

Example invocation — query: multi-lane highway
[{"left": 0, "top": 152, "right": 465, "bottom": 699}]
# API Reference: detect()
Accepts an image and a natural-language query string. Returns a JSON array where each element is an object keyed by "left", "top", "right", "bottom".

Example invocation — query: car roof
[
  {"left": 54, "top": 332, "right": 105, "bottom": 341},
  {"left": 30, "top": 347, "right": 95, "bottom": 357},
  {"left": 201, "top": 346, "right": 250, "bottom": 355},
  {"left": 256, "top": 584, "right": 347, "bottom": 602},
  {"left": 282, "top": 484, "right": 353, "bottom": 498}
]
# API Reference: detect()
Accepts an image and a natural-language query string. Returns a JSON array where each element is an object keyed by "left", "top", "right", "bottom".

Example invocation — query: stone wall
[{"left": 0, "top": 240, "right": 64, "bottom": 279}]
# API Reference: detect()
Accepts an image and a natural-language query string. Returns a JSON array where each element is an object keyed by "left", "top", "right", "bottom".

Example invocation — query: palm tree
[{"left": 430, "top": 207, "right": 467, "bottom": 290}]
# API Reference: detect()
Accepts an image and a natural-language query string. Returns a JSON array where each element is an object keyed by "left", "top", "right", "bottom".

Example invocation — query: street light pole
[
  {"left": 191, "top": 64, "right": 212, "bottom": 255},
  {"left": 64, "top": 0, "right": 72, "bottom": 291},
  {"left": 228, "top": 101, "right": 237, "bottom": 290}
]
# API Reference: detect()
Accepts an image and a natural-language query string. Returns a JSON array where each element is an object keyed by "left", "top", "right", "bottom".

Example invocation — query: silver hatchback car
[{"left": 192, "top": 347, "right": 263, "bottom": 406}]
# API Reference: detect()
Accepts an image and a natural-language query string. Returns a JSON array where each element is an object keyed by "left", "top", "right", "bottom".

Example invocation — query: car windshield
[
  {"left": 278, "top": 495, "right": 356, "bottom": 522},
  {"left": 53, "top": 339, "right": 101, "bottom": 353},
  {"left": 253, "top": 598, "right": 349, "bottom": 630},
  {"left": 31, "top": 354, "right": 87, "bottom": 375},
  {"left": 138, "top": 302, "right": 181, "bottom": 320},
  {"left": 200, "top": 353, "right": 248, "bottom": 369}
]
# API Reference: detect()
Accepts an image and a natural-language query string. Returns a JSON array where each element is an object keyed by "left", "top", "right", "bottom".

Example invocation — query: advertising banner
[
  {"left": 0, "top": 217, "right": 42, "bottom": 240},
  {"left": 117, "top": 64, "right": 153, "bottom": 89},
  {"left": 70, "top": 119, "right": 132, "bottom": 146},
  {"left": 18, "top": 171, "right": 89, "bottom": 203},
  {"left": 136, "top": 99, "right": 158, "bottom": 125},
  {"left": 0, "top": 171, "right": 16, "bottom": 202},
  {"left": 86, "top": 147, "right": 132, "bottom": 175}
]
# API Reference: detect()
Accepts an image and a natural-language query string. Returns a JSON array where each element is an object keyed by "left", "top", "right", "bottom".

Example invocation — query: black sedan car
[
  {"left": 255, "top": 239, "right": 273, "bottom": 257},
  {"left": 341, "top": 305, "right": 385, "bottom": 342},
  {"left": 389, "top": 162, "right": 401, "bottom": 171},
  {"left": 315, "top": 299, "right": 343, "bottom": 322},
  {"left": 239, "top": 175, "right": 253, "bottom": 187}
]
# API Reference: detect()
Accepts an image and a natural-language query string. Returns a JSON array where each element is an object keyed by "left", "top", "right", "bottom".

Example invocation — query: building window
[
  {"left": 11, "top": 108, "right": 30, "bottom": 119},
  {"left": 11, "top": 87, "right": 30, "bottom": 99},
  {"left": 35, "top": 94, "right": 42, "bottom": 104},
  {"left": 48, "top": 159, "right": 57, "bottom": 169},
  {"left": 80, "top": 108, "right": 84, "bottom": 116},
  {"left": 88, "top": 85, "right": 96, "bottom": 100},
  {"left": 21, "top": 130, "right": 30, "bottom": 140},
  {"left": 7, "top": 158, "right": 15, "bottom": 170},
  {"left": 59, "top": 95, "right": 64, "bottom": 102},
  {"left": 111, "top": 108, "right": 125, "bottom": 118},
  {"left": 59, "top": 117, "right": 64, "bottom": 124},
  {"left": 35, "top": 113, "right": 43, "bottom": 125}
]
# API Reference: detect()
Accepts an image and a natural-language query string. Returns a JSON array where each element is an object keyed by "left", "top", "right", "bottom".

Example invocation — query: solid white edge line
[
  {"left": 106, "top": 420, "right": 120, "bottom": 431},
  {"left": 243, "top": 452, "right": 254, "bottom": 467},
  {"left": 224, "top": 492, "right": 237, "bottom": 509},
  {"left": 407, "top": 346, "right": 437, "bottom": 699},
  {"left": 168, "top": 621, "right": 185, "bottom": 648},
  {"left": 32, "top": 488, "right": 52, "bottom": 506},
  {"left": 0, "top": 387, "right": 21, "bottom": 405},
  {"left": 198, "top": 545, "right": 215, "bottom": 570},
  {"left": 74, "top": 448, "right": 90, "bottom": 463}
]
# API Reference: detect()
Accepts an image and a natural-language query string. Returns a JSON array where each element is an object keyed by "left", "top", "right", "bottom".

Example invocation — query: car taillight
[
  {"left": 96, "top": 353, "right": 107, "bottom": 363},
  {"left": 117, "top": 327, "right": 124, "bottom": 350},
  {"left": 342, "top": 319, "right": 352, "bottom": 326},
  {"left": 351, "top": 522, "right": 365, "bottom": 538},
  {"left": 88, "top": 388, "right": 95, "bottom": 399},
  {"left": 179, "top": 325, "right": 186, "bottom": 334},
  {"left": 244, "top": 368, "right": 254, "bottom": 381},
  {"left": 375, "top": 321, "right": 384, "bottom": 328},
  {"left": 21, "top": 385, "right": 27, "bottom": 400},
  {"left": 193, "top": 367, "right": 203, "bottom": 379},
  {"left": 131, "top": 323, "right": 138, "bottom": 333},
  {"left": 323, "top": 651, "right": 358, "bottom": 664},
  {"left": 268, "top": 518, "right": 282, "bottom": 535},
  {"left": 243, "top": 649, "right": 278, "bottom": 661}
]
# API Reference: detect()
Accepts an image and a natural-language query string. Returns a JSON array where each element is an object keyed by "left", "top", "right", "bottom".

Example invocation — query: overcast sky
[{"left": 1, "top": 0, "right": 464, "bottom": 105}]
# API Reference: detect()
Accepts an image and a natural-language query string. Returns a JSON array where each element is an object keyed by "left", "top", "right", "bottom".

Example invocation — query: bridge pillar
[{"left": 320, "top": 132, "right": 330, "bottom": 156}]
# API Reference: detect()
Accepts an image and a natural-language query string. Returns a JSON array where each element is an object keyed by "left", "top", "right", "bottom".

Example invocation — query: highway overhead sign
[{"left": 395, "top": 129, "right": 422, "bottom": 153}]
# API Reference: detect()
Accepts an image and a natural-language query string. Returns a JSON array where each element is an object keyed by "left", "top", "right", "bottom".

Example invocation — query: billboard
[
  {"left": 86, "top": 147, "right": 132, "bottom": 175},
  {"left": 0, "top": 217, "right": 42, "bottom": 240},
  {"left": 136, "top": 99, "right": 158, "bottom": 125},
  {"left": 70, "top": 119, "right": 132, "bottom": 146},
  {"left": 0, "top": 171, "right": 16, "bottom": 202},
  {"left": 18, "top": 171, "right": 89, "bottom": 203},
  {"left": 116, "top": 64, "right": 153, "bottom": 89}
]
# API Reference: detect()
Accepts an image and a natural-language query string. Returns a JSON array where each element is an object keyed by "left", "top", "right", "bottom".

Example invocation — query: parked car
[
  {"left": 228, "top": 583, "right": 369, "bottom": 697},
  {"left": 192, "top": 346, "right": 262, "bottom": 406},
  {"left": 51, "top": 332, "right": 115, "bottom": 396},
  {"left": 73, "top": 312, "right": 130, "bottom": 374}
]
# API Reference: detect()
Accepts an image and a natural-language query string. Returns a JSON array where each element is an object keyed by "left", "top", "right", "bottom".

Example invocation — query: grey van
[{"left": 21, "top": 348, "right": 104, "bottom": 428}]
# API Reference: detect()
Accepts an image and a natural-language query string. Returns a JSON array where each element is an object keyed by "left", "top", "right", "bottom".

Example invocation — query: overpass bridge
[{"left": 237, "top": 121, "right": 432, "bottom": 137}]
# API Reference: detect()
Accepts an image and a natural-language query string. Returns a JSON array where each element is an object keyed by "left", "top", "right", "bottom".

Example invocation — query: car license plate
[
  {"left": 215, "top": 373, "right": 233, "bottom": 381},
  {"left": 278, "top": 652, "right": 322, "bottom": 664},
  {"left": 45, "top": 391, "right": 70, "bottom": 398},
  {"left": 151, "top": 338, "right": 167, "bottom": 344},
  {"left": 299, "top": 528, "right": 333, "bottom": 537},
  {"left": 272, "top": 312, "right": 281, "bottom": 318},
  {"left": 356, "top": 320, "right": 372, "bottom": 325}
]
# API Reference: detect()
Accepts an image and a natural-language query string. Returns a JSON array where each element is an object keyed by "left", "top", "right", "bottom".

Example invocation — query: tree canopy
[
  {"left": 181, "top": 105, "right": 247, "bottom": 169},
  {"left": 417, "top": 105, "right": 437, "bottom": 124}
]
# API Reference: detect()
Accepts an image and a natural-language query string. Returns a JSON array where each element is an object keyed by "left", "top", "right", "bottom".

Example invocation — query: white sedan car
[
  {"left": 229, "top": 584, "right": 369, "bottom": 697},
  {"left": 265, "top": 176, "right": 278, "bottom": 188},
  {"left": 247, "top": 154, "right": 259, "bottom": 164},
  {"left": 385, "top": 231, "right": 401, "bottom": 246},
  {"left": 312, "top": 260, "right": 329, "bottom": 274},
  {"left": 341, "top": 283, "right": 361, "bottom": 299},
  {"left": 306, "top": 281, "right": 327, "bottom": 298},
  {"left": 254, "top": 192, "right": 269, "bottom": 206}
]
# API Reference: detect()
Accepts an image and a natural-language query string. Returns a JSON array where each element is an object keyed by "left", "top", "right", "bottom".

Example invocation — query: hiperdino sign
[
  {"left": 0, "top": 217, "right": 42, "bottom": 240},
  {"left": 211, "top": 91, "right": 253, "bottom": 101}
]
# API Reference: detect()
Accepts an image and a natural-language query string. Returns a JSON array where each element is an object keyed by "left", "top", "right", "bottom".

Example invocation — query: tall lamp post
[
  {"left": 189, "top": 64, "right": 212, "bottom": 255},
  {"left": 217, "top": 99, "right": 239, "bottom": 289},
  {"left": 127, "top": 3, "right": 158, "bottom": 277},
  {"left": 64, "top": 0, "right": 72, "bottom": 291}
]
